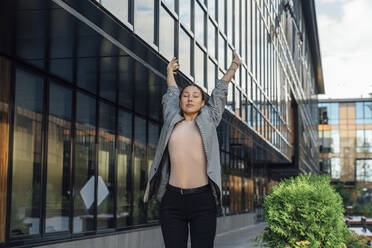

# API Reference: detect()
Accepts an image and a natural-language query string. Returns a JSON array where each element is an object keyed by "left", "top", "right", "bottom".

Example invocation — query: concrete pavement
[{"left": 214, "top": 222, "right": 266, "bottom": 248}]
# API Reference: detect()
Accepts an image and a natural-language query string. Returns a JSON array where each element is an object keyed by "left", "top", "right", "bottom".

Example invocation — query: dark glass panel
[
  {"left": 118, "top": 55, "right": 133, "bottom": 109},
  {"left": 99, "top": 56, "right": 117, "bottom": 102},
  {"left": 116, "top": 110, "right": 132, "bottom": 228},
  {"left": 10, "top": 69, "right": 44, "bottom": 236},
  {"left": 97, "top": 102, "right": 116, "bottom": 229},
  {"left": 134, "top": 62, "right": 148, "bottom": 116},
  {"left": 132, "top": 116, "right": 147, "bottom": 225},
  {"left": 73, "top": 93, "right": 96, "bottom": 233},
  {"left": 45, "top": 83, "right": 72, "bottom": 233}
]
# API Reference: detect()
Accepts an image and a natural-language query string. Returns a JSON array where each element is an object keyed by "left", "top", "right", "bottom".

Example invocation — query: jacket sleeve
[
  {"left": 207, "top": 79, "right": 229, "bottom": 126},
  {"left": 162, "top": 85, "right": 180, "bottom": 121}
]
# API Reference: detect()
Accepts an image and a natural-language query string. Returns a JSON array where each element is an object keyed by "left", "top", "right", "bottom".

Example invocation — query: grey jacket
[{"left": 142, "top": 79, "right": 229, "bottom": 208}]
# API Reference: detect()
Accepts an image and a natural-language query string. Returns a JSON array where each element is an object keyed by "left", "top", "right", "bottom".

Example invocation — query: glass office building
[
  {"left": 0, "top": 0, "right": 323, "bottom": 246},
  {"left": 319, "top": 99, "right": 372, "bottom": 200}
]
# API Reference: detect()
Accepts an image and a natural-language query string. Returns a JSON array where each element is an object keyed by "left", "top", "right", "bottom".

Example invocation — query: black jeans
[{"left": 159, "top": 183, "right": 217, "bottom": 248}]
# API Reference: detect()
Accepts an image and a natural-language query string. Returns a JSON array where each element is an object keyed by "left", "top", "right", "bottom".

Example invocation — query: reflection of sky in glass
[
  {"left": 159, "top": 6, "right": 174, "bottom": 61},
  {"left": 227, "top": 1, "right": 233, "bottom": 43},
  {"left": 195, "top": 2, "right": 205, "bottom": 45},
  {"left": 227, "top": 46, "right": 232, "bottom": 69},
  {"left": 208, "top": 20, "right": 216, "bottom": 59},
  {"left": 179, "top": 1, "right": 191, "bottom": 29},
  {"left": 135, "top": 0, "right": 154, "bottom": 44},
  {"left": 207, "top": 59, "right": 215, "bottom": 94},
  {"left": 218, "top": 34, "right": 225, "bottom": 69},
  {"left": 242, "top": 68, "right": 246, "bottom": 94},
  {"left": 234, "top": 2, "right": 240, "bottom": 50},
  {"left": 101, "top": 0, "right": 128, "bottom": 23},
  {"left": 162, "top": 0, "right": 174, "bottom": 11},
  {"left": 208, "top": 0, "right": 215, "bottom": 20},
  {"left": 241, "top": 0, "right": 246, "bottom": 62},
  {"left": 218, "top": 0, "right": 225, "bottom": 33},
  {"left": 194, "top": 45, "right": 204, "bottom": 86},
  {"left": 179, "top": 28, "right": 191, "bottom": 76}
]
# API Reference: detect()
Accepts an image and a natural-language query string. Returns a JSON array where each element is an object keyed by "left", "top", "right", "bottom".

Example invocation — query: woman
[{"left": 143, "top": 50, "right": 242, "bottom": 248}]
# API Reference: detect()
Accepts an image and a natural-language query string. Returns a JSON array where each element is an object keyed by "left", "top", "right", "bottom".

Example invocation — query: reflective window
[
  {"left": 356, "top": 102, "right": 372, "bottom": 124},
  {"left": 134, "top": 61, "right": 148, "bottom": 115},
  {"left": 148, "top": 72, "right": 162, "bottom": 121},
  {"left": 218, "top": 0, "right": 225, "bottom": 33},
  {"left": 227, "top": 83, "right": 234, "bottom": 112},
  {"left": 208, "top": 0, "right": 216, "bottom": 20},
  {"left": 77, "top": 58, "right": 97, "bottom": 94},
  {"left": 162, "top": 0, "right": 174, "bottom": 11},
  {"left": 227, "top": 1, "right": 233, "bottom": 43},
  {"left": 135, "top": 0, "right": 154, "bottom": 44},
  {"left": 101, "top": 0, "right": 129, "bottom": 23},
  {"left": 159, "top": 6, "right": 175, "bottom": 61},
  {"left": 207, "top": 59, "right": 216, "bottom": 94},
  {"left": 234, "top": 1, "right": 240, "bottom": 50},
  {"left": 118, "top": 56, "right": 133, "bottom": 109},
  {"left": 241, "top": 0, "right": 246, "bottom": 63},
  {"left": 227, "top": 46, "right": 233, "bottom": 69},
  {"left": 117, "top": 110, "right": 132, "bottom": 227},
  {"left": 356, "top": 129, "right": 372, "bottom": 153},
  {"left": 132, "top": 116, "right": 146, "bottom": 225},
  {"left": 195, "top": 2, "right": 205, "bottom": 45},
  {"left": 208, "top": 19, "right": 216, "bottom": 59},
  {"left": 100, "top": 57, "right": 117, "bottom": 102},
  {"left": 195, "top": 45, "right": 205, "bottom": 87},
  {"left": 179, "top": 1, "right": 191, "bottom": 29},
  {"left": 97, "top": 102, "right": 116, "bottom": 229},
  {"left": 146, "top": 121, "right": 160, "bottom": 220},
  {"left": 45, "top": 83, "right": 72, "bottom": 233},
  {"left": 73, "top": 93, "right": 96, "bottom": 233},
  {"left": 356, "top": 159, "right": 372, "bottom": 182},
  {"left": 0, "top": 58, "right": 10, "bottom": 242},
  {"left": 179, "top": 27, "right": 191, "bottom": 76},
  {"left": 331, "top": 158, "right": 341, "bottom": 179},
  {"left": 10, "top": 69, "right": 44, "bottom": 236},
  {"left": 218, "top": 33, "right": 225, "bottom": 69}
]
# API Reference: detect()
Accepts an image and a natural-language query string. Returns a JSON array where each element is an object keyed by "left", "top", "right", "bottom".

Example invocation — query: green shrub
[
  {"left": 353, "top": 203, "right": 372, "bottom": 217},
  {"left": 331, "top": 180, "right": 353, "bottom": 209},
  {"left": 258, "top": 174, "right": 349, "bottom": 248}
]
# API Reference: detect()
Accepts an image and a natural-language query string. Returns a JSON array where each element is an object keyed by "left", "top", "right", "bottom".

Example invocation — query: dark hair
[{"left": 178, "top": 84, "right": 206, "bottom": 101}]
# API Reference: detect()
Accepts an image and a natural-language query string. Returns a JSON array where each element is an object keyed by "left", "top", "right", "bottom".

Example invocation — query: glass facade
[
  {"left": 319, "top": 99, "right": 372, "bottom": 200},
  {"left": 0, "top": 0, "right": 324, "bottom": 246}
]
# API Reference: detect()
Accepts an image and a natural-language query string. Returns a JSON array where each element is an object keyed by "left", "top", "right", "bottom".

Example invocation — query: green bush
[
  {"left": 353, "top": 203, "right": 372, "bottom": 217},
  {"left": 331, "top": 180, "right": 353, "bottom": 209},
  {"left": 258, "top": 174, "right": 349, "bottom": 248}
]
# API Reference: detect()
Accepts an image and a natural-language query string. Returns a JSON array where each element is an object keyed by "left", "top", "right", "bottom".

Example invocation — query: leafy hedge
[{"left": 258, "top": 174, "right": 350, "bottom": 248}]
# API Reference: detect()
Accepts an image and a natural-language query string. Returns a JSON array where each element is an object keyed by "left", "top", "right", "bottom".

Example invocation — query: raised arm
[
  {"left": 208, "top": 50, "right": 242, "bottom": 126},
  {"left": 162, "top": 57, "right": 180, "bottom": 120}
]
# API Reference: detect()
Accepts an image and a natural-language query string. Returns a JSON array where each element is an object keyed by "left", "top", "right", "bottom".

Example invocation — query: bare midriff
[{"left": 168, "top": 119, "right": 209, "bottom": 189}]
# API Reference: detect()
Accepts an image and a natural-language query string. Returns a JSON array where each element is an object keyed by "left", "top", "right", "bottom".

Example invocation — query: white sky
[{"left": 315, "top": 0, "right": 372, "bottom": 99}]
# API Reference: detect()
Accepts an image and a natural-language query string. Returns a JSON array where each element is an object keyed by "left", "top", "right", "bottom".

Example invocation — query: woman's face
[{"left": 179, "top": 85, "right": 205, "bottom": 115}]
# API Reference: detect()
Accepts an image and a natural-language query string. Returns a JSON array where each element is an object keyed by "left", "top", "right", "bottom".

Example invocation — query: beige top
[{"left": 168, "top": 119, "right": 209, "bottom": 188}]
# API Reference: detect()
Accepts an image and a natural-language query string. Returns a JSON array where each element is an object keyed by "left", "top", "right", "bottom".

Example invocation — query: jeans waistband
[{"left": 166, "top": 183, "right": 210, "bottom": 195}]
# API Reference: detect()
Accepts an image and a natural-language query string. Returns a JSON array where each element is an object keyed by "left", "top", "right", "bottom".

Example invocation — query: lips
[{"left": 186, "top": 104, "right": 193, "bottom": 107}]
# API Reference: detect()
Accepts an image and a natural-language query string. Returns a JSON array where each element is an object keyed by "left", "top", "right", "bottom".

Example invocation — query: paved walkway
[{"left": 214, "top": 222, "right": 266, "bottom": 248}]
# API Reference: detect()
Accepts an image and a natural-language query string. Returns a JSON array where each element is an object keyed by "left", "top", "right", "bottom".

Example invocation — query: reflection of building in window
[
  {"left": 356, "top": 130, "right": 372, "bottom": 153},
  {"left": 331, "top": 158, "right": 341, "bottom": 179},
  {"left": 356, "top": 160, "right": 372, "bottom": 182}
]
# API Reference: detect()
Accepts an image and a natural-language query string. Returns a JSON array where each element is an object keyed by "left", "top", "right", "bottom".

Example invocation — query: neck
[{"left": 183, "top": 112, "right": 199, "bottom": 121}]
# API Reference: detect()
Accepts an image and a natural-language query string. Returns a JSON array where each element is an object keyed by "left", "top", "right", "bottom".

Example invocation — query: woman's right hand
[{"left": 167, "top": 57, "right": 180, "bottom": 75}]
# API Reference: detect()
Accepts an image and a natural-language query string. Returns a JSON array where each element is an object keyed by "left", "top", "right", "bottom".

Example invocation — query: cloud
[{"left": 316, "top": 0, "right": 372, "bottom": 99}]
